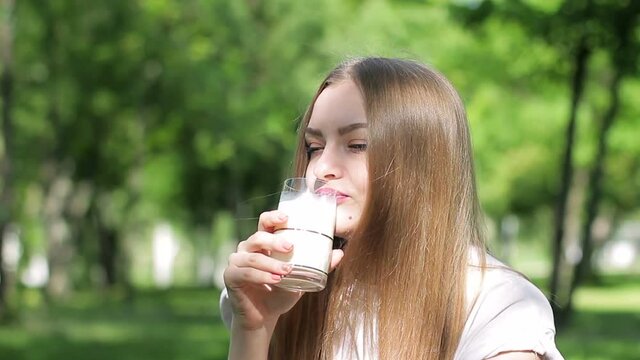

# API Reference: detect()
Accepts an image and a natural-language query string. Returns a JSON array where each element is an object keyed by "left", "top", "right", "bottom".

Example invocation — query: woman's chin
[
  {"left": 334, "top": 224, "right": 355, "bottom": 239},
  {"left": 334, "top": 211, "right": 360, "bottom": 239}
]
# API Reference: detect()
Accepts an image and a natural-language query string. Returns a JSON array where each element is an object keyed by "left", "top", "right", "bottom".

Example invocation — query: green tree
[
  {"left": 453, "top": 0, "right": 640, "bottom": 325},
  {"left": 0, "top": 0, "right": 16, "bottom": 320}
]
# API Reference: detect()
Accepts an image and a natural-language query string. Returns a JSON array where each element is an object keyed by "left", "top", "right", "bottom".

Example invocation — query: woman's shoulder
[
  {"left": 466, "top": 252, "right": 554, "bottom": 326},
  {"left": 466, "top": 251, "right": 548, "bottom": 304},
  {"left": 458, "top": 251, "right": 563, "bottom": 359}
]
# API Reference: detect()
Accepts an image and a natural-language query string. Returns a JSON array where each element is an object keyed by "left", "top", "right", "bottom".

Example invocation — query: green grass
[
  {"left": 0, "top": 288, "right": 230, "bottom": 360},
  {"left": 555, "top": 275, "right": 640, "bottom": 360},
  {"left": 0, "top": 276, "right": 638, "bottom": 359}
]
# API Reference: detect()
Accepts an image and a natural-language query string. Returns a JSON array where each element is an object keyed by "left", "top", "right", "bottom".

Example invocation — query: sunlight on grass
[
  {"left": 574, "top": 280, "right": 640, "bottom": 312},
  {"left": 0, "top": 288, "right": 229, "bottom": 360},
  {"left": 1, "top": 279, "right": 638, "bottom": 359},
  {"left": 556, "top": 275, "right": 640, "bottom": 360},
  {"left": 64, "top": 321, "right": 141, "bottom": 342}
]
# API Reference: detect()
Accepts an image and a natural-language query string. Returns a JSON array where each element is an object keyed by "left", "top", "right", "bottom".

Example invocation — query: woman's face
[{"left": 305, "top": 80, "right": 368, "bottom": 238}]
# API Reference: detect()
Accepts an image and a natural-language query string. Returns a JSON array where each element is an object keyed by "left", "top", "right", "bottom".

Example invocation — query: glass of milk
[{"left": 271, "top": 177, "right": 336, "bottom": 292}]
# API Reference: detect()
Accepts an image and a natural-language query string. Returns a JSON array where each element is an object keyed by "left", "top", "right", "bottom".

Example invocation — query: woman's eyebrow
[
  {"left": 338, "top": 122, "right": 367, "bottom": 135},
  {"left": 304, "top": 127, "right": 323, "bottom": 138},
  {"left": 305, "top": 123, "right": 367, "bottom": 138}
]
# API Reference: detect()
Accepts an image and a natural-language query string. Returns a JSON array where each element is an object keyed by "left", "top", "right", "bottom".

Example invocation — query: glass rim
[{"left": 281, "top": 177, "right": 334, "bottom": 196}]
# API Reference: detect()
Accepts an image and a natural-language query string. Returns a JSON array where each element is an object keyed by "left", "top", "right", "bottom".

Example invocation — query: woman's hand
[{"left": 223, "top": 210, "right": 344, "bottom": 331}]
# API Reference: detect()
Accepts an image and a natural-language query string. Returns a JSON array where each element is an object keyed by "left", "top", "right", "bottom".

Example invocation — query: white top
[
  {"left": 220, "top": 252, "right": 564, "bottom": 359},
  {"left": 454, "top": 254, "right": 564, "bottom": 359}
]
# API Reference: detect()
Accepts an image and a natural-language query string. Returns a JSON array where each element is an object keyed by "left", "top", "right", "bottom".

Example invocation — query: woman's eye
[
  {"left": 349, "top": 143, "right": 368, "bottom": 153},
  {"left": 305, "top": 144, "right": 323, "bottom": 157}
]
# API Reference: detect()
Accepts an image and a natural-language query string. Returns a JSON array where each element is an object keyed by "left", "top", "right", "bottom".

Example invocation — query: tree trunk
[
  {"left": 548, "top": 35, "right": 591, "bottom": 326},
  {"left": 89, "top": 196, "right": 120, "bottom": 288},
  {"left": 564, "top": 67, "right": 624, "bottom": 319},
  {"left": 44, "top": 170, "right": 74, "bottom": 300},
  {"left": 0, "top": 0, "right": 15, "bottom": 321},
  {"left": 98, "top": 225, "right": 118, "bottom": 286}
]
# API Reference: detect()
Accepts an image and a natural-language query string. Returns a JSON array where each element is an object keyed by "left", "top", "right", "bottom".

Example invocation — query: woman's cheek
[{"left": 335, "top": 206, "right": 360, "bottom": 237}]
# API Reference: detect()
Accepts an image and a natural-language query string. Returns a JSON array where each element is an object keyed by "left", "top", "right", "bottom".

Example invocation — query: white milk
[{"left": 272, "top": 190, "right": 336, "bottom": 291}]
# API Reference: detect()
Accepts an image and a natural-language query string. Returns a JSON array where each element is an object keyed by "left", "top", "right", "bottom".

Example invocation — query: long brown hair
[{"left": 270, "top": 58, "right": 486, "bottom": 359}]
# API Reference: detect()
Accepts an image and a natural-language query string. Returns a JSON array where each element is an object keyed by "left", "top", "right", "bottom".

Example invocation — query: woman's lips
[
  {"left": 316, "top": 188, "right": 349, "bottom": 204},
  {"left": 335, "top": 194, "right": 349, "bottom": 205}
]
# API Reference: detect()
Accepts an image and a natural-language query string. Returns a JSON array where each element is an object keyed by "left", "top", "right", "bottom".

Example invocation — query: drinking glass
[{"left": 271, "top": 177, "right": 336, "bottom": 292}]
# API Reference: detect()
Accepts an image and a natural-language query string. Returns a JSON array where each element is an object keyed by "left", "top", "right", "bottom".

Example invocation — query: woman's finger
[
  {"left": 237, "top": 231, "right": 293, "bottom": 254},
  {"left": 223, "top": 265, "right": 283, "bottom": 288},
  {"left": 228, "top": 252, "right": 293, "bottom": 276},
  {"left": 328, "top": 249, "right": 344, "bottom": 273},
  {"left": 257, "top": 210, "right": 288, "bottom": 232}
]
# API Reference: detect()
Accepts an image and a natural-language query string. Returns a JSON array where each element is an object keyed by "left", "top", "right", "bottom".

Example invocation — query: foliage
[{"left": 0, "top": 0, "right": 638, "bottom": 324}]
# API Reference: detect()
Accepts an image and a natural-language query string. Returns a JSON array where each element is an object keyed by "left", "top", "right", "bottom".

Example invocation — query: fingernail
[
  {"left": 278, "top": 213, "right": 288, "bottom": 221},
  {"left": 282, "top": 241, "right": 293, "bottom": 250},
  {"left": 271, "top": 274, "right": 282, "bottom": 281},
  {"left": 282, "top": 263, "right": 292, "bottom": 273}
]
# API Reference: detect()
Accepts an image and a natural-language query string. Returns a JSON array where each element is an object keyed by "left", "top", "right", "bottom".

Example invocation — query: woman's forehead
[{"left": 308, "top": 80, "right": 367, "bottom": 130}]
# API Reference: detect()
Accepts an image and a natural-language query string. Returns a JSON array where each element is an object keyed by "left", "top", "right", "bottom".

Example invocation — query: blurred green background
[{"left": 0, "top": 0, "right": 639, "bottom": 359}]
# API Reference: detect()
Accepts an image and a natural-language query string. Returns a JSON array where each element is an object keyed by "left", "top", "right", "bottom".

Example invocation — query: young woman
[{"left": 221, "top": 57, "right": 564, "bottom": 360}]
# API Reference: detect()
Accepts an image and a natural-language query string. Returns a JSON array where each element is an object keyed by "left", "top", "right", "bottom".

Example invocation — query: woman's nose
[{"left": 312, "top": 146, "right": 343, "bottom": 180}]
